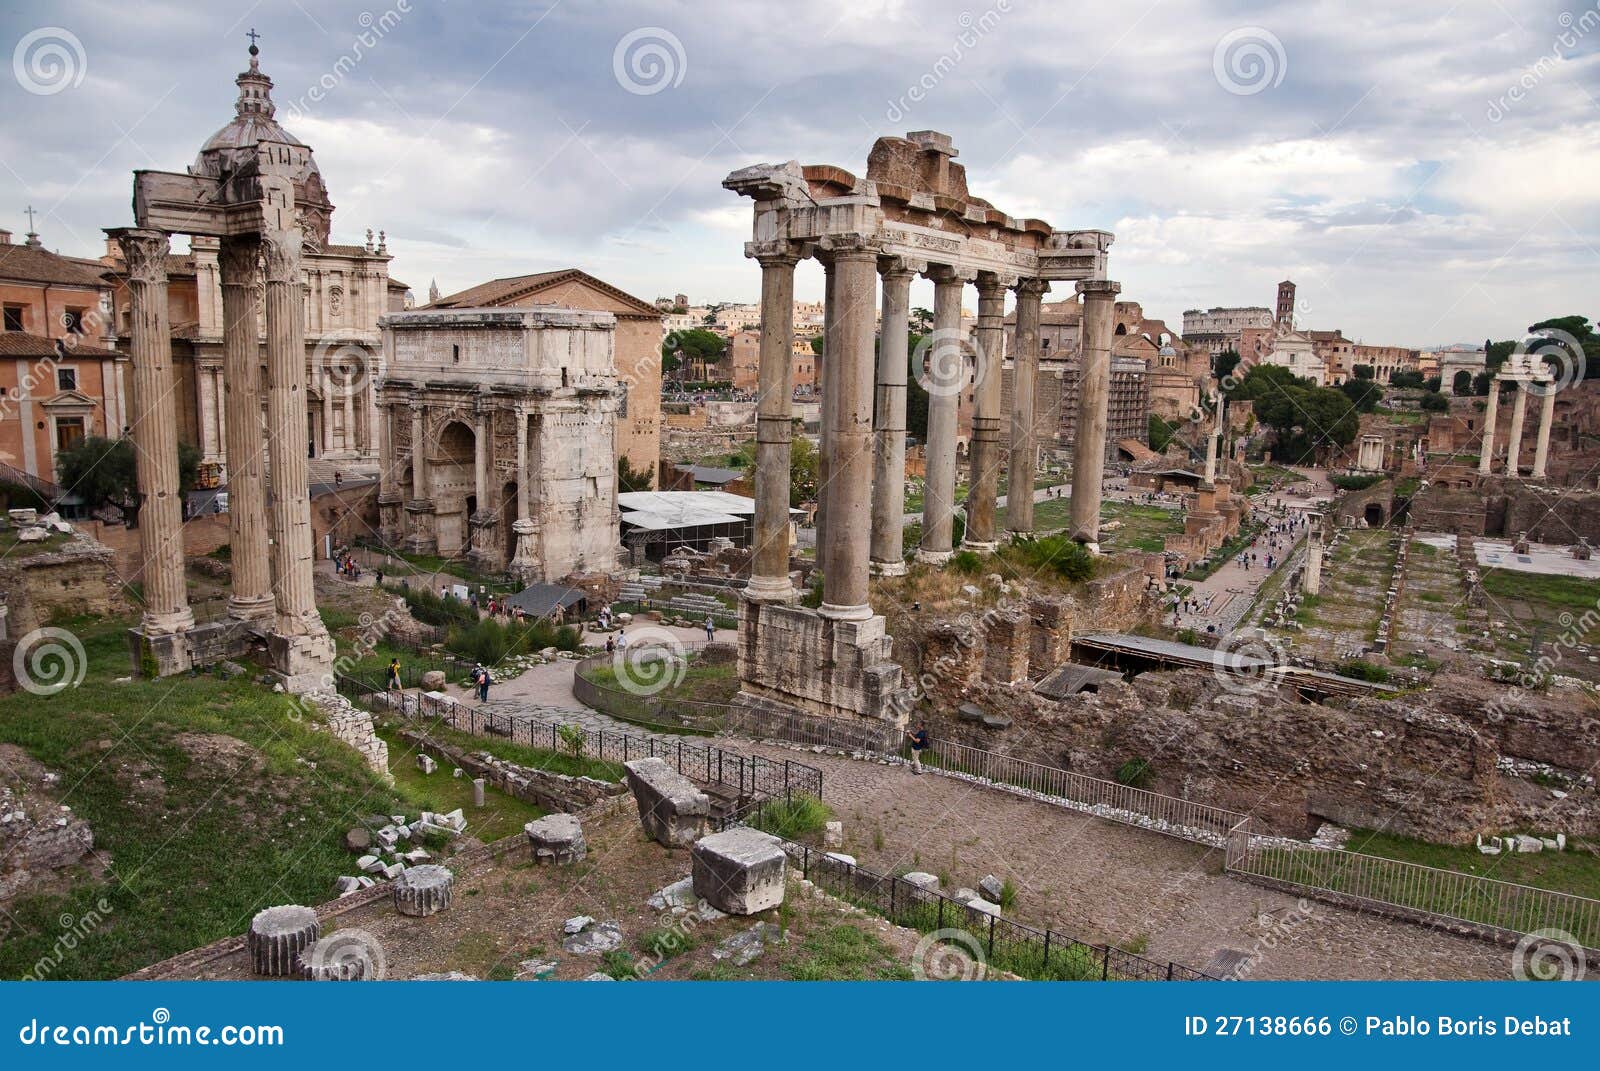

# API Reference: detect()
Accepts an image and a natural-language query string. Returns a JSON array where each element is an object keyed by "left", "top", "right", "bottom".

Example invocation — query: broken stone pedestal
[
  {"left": 393, "top": 864, "right": 455, "bottom": 916},
  {"left": 623, "top": 757, "right": 711, "bottom": 847},
  {"left": 692, "top": 827, "right": 786, "bottom": 915},
  {"left": 298, "top": 933, "right": 380, "bottom": 981},
  {"left": 247, "top": 905, "right": 320, "bottom": 977},
  {"left": 525, "top": 813, "right": 587, "bottom": 865}
]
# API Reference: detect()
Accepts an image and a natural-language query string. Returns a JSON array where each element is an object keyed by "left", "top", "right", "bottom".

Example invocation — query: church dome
[{"left": 190, "top": 40, "right": 334, "bottom": 248}]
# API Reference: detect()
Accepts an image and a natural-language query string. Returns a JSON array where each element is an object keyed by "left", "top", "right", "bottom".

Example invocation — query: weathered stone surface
[
  {"left": 901, "top": 871, "right": 941, "bottom": 891},
  {"left": 525, "top": 813, "right": 586, "bottom": 865},
  {"left": 417, "top": 754, "right": 437, "bottom": 774},
  {"left": 515, "top": 957, "right": 560, "bottom": 979},
  {"left": 420, "top": 670, "right": 447, "bottom": 690},
  {"left": 967, "top": 897, "right": 1001, "bottom": 918},
  {"left": 822, "top": 820, "right": 843, "bottom": 848},
  {"left": 344, "top": 827, "right": 372, "bottom": 852},
  {"left": 411, "top": 971, "right": 476, "bottom": 981},
  {"left": 392, "top": 864, "right": 454, "bottom": 916},
  {"left": 562, "top": 920, "right": 623, "bottom": 955},
  {"left": 978, "top": 874, "right": 1005, "bottom": 902},
  {"left": 623, "top": 757, "right": 711, "bottom": 847},
  {"left": 692, "top": 827, "right": 786, "bottom": 916},
  {"left": 247, "top": 905, "right": 320, "bottom": 977},
  {"left": 711, "top": 921, "right": 786, "bottom": 966},
  {"left": 298, "top": 932, "right": 381, "bottom": 981},
  {"left": 564, "top": 915, "right": 594, "bottom": 934}
]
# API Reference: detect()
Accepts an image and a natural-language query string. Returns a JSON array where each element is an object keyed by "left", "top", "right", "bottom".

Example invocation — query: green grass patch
[
  {"left": 374, "top": 725, "right": 547, "bottom": 842},
  {"left": 749, "top": 794, "right": 833, "bottom": 841},
  {"left": 393, "top": 718, "right": 625, "bottom": 782},
  {"left": 782, "top": 924, "right": 914, "bottom": 981}
]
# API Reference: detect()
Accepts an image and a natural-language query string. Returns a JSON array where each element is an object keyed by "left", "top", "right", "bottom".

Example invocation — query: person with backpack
[
  {"left": 905, "top": 722, "right": 930, "bottom": 774},
  {"left": 386, "top": 657, "right": 402, "bottom": 691}
]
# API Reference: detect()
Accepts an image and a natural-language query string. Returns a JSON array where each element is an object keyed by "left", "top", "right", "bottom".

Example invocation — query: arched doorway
[{"left": 430, "top": 420, "right": 475, "bottom": 553}]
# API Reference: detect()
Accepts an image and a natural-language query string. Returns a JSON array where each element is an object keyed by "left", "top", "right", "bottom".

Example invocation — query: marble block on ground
[{"left": 691, "top": 827, "right": 786, "bottom": 916}]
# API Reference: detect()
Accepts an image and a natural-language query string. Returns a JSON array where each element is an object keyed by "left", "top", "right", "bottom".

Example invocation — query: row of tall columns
[
  {"left": 1070, "top": 280, "right": 1121, "bottom": 546},
  {"left": 218, "top": 235, "right": 275, "bottom": 622},
  {"left": 1006, "top": 280, "right": 1047, "bottom": 535},
  {"left": 1478, "top": 376, "right": 1559, "bottom": 479},
  {"left": 113, "top": 229, "right": 196, "bottom": 637}
]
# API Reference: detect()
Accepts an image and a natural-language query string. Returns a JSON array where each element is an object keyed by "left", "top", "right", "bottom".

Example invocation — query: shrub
[
  {"left": 1329, "top": 473, "right": 1383, "bottom": 492},
  {"left": 1335, "top": 659, "right": 1391, "bottom": 683},
  {"left": 950, "top": 550, "right": 984, "bottom": 576},
  {"left": 444, "top": 617, "right": 579, "bottom": 664},
  {"left": 387, "top": 583, "right": 477, "bottom": 628},
  {"left": 1115, "top": 758, "right": 1153, "bottom": 789},
  {"left": 1007, "top": 534, "right": 1094, "bottom": 582},
  {"left": 557, "top": 723, "right": 586, "bottom": 758},
  {"left": 750, "top": 793, "right": 834, "bottom": 841}
]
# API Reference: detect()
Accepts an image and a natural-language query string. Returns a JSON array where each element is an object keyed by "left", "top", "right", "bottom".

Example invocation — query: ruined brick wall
[
  {"left": 917, "top": 670, "right": 1598, "bottom": 843},
  {"left": 0, "top": 539, "right": 131, "bottom": 636}
]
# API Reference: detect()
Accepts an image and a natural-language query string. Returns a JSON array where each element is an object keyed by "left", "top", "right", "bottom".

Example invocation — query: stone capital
[
  {"left": 925, "top": 263, "right": 978, "bottom": 285},
  {"left": 110, "top": 228, "right": 171, "bottom": 285},
  {"left": 217, "top": 234, "right": 261, "bottom": 283},
  {"left": 748, "top": 240, "right": 805, "bottom": 268},
  {"left": 260, "top": 228, "right": 303, "bottom": 285},
  {"left": 1075, "top": 278, "right": 1122, "bottom": 299},
  {"left": 1014, "top": 278, "right": 1050, "bottom": 298},
  {"left": 878, "top": 255, "right": 927, "bottom": 280},
  {"left": 976, "top": 270, "right": 1019, "bottom": 295},
  {"left": 815, "top": 234, "right": 883, "bottom": 262}
]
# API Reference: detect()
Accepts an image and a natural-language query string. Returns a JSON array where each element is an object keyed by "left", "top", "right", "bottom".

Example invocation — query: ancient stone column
[
  {"left": 1531, "top": 384, "right": 1556, "bottom": 480},
  {"left": 510, "top": 404, "right": 538, "bottom": 577},
  {"left": 1478, "top": 379, "right": 1500, "bottom": 475},
  {"left": 247, "top": 905, "right": 320, "bottom": 978},
  {"left": 965, "top": 272, "right": 1010, "bottom": 551},
  {"left": 409, "top": 401, "right": 426, "bottom": 500},
  {"left": 1204, "top": 395, "right": 1222, "bottom": 485},
  {"left": 919, "top": 266, "right": 968, "bottom": 563},
  {"left": 1506, "top": 382, "right": 1528, "bottom": 476},
  {"left": 320, "top": 373, "right": 335, "bottom": 456},
  {"left": 1008, "top": 279, "right": 1047, "bottom": 535},
  {"left": 1070, "top": 279, "right": 1121, "bottom": 547},
  {"left": 342, "top": 382, "right": 356, "bottom": 455},
  {"left": 393, "top": 864, "right": 455, "bottom": 916},
  {"left": 817, "top": 241, "right": 877, "bottom": 621},
  {"left": 871, "top": 259, "right": 917, "bottom": 574},
  {"left": 746, "top": 246, "right": 801, "bottom": 602},
  {"left": 111, "top": 228, "right": 194, "bottom": 640},
  {"left": 815, "top": 257, "right": 836, "bottom": 558},
  {"left": 219, "top": 235, "right": 275, "bottom": 622},
  {"left": 261, "top": 227, "right": 334, "bottom": 680},
  {"left": 472, "top": 403, "right": 489, "bottom": 514}
]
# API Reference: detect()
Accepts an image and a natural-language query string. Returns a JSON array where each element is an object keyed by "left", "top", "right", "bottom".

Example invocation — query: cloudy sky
[{"left": 2, "top": 0, "right": 1597, "bottom": 347}]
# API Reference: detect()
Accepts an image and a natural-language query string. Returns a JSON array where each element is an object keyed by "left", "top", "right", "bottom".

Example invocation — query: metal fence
[
  {"left": 926, "top": 739, "right": 1249, "bottom": 846},
  {"left": 777, "top": 837, "right": 1219, "bottom": 981},
  {"left": 1225, "top": 820, "right": 1600, "bottom": 953},
  {"left": 341, "top": 673, "right": 822, "bottom": 805}
]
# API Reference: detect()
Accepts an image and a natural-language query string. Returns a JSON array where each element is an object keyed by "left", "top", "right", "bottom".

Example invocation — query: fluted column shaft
[
  {"left": 515, "top": 406, "right": 530, "bottom": 519},
  {"left": 410, "top": 402, "right": 427, "bottom": 499},
  {"left": 1506, "top": 384, "right": 1528, "bottom": 476},
  {"left": 1008, "top": 279, "right": 1047, "bottom": 534},
  {"left": 219, "top": 235, "right": 274, "bottom": 622},
  {"left": 747, "top": 249, "right": 800, "bottom": 602},
  {"left": 817, "top": 245, "right": 877, "bottom": 620},
  {"left": 815, "top": 261, "right": 837, "bottom": 558},
  {"left": 473, "top": 406, "right": 489, "bottom": 513},
  {"left": 1071, "top": 279, "right": 1121, "bottom": 546},
  {"left": 261, "top": 228, "right": 325, "bottom": 636},
  {"left": 1204, "top": 396, "right": 1222, "bottom": 484},
  {"left": 113, "top": 228, "right": 194, "bottom": 636},
  {"left": 965, "top": 273, "right": 1009, "bottom": 549},
  {"left": 871, "top": 262, "right": 915, "bottom": 572},
  {"left": 1479, "top": 380, "right": 1500, "bottom": 475},
  {"left": 1532, "top": 386, "right": 1556, "bottom": 479},
  {"left": 919, "top": 267, "right": 967, "bottom": 563},
  {"left": 377, "top": 397, "right": 395, "bottom": 496}
]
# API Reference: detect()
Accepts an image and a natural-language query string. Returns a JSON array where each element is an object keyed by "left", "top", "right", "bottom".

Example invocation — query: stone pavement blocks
[
  {"left": 692, "top": 827, "right": 786, "bottom": 915},
  {"left": 623, "top": 757, "right": 711, "bottom": 847}
]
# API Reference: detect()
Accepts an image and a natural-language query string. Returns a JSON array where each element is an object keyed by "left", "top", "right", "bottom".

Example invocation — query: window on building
[
  {"left": 451, "top": 344, "right": 460, "bottom": 364},
  {"left": 3, "top": 305, "right": 23, "bottom": 332},
  {"left": 57, "top": 367, "right": 77, "bottom": 391},
  {"left": 55, "top": 417, "right": 85, "bottom": 452},
  {"left": 63, "top": 308, "right": 85, "bottom": 335}
]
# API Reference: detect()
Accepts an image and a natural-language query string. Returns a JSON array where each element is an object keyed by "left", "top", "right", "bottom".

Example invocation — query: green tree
[
  {"left": 1389, "top": 370, "right": 1425, "bottom": 389},
  {"left": 1340, "top": 377, "right": 1381, "bottom": 413},
  {"left": 662, "top": 328, "right": 725, "bottom": 380},
  {"left": 617, "top": 455, "right": 654, "bottom": 492},
  {"left": 1352, "top": 363, "right": 1375, "bottom": 380},
  {"left": 1214, "top": 349, "right": 1243, "bottom": 382},
  {"left": 789, "top": 433, "right": 819, "bottom": 507},
  {"left": 56, "top": 435, "right": 200, "bottom": 529},
  {"left": 910, "top": 307, "right": 933, "bottom": 334},
  {"left": 905, "top": 332, "right": 929, "bottom": 443},
  {"left": 1420, "top": 391, "right": 1448, "bottom": 411},
  {"left": 1226, "top": 365, "right": 1357, "bottom": 464},
  {"left": 1148, "top": 413, "right": 1176, "bottom": 452}
]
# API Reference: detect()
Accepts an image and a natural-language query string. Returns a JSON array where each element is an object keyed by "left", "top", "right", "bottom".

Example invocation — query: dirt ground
[
  {"left": 743, "top": 745, "right": 1515, "bottom": 981},
  {"left": 167, "top": 804, "right": 924, "bottom": 982}
]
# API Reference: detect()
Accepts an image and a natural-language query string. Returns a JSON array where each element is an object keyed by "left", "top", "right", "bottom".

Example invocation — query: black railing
[{"left": 780, "top": 839, "right": 1220, "bottom": 982}]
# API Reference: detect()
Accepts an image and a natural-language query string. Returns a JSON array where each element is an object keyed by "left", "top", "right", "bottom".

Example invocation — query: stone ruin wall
[
  {"left": 917, "top": 669, "right": 1599, "bottom": 843},
  {"left": 1409, "top": 476, "right": 1600, "bottom": 542},
  {"left": 0, "top": 538, "right": 131, "bottom": 637}
]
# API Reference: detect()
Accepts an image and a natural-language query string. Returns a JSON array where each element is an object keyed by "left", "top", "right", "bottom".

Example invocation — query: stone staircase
[{"left": 617, "top": 576, "right": 665, "bottom": 603}]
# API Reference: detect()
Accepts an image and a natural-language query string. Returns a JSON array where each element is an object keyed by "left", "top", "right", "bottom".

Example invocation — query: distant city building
[{"left": 1181, "top": 305, "right": 1275, "bottom": 356}]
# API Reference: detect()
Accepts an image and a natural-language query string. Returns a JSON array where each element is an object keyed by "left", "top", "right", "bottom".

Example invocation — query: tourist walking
[
  {"left": 906, "top": 722, "right": 930, "bottom": 774},
  {"left": 386, "top": 657, "right": 402, "bottom": 691},
  {"left": 616, "top": 629, "right": 628, "bottom": 651},
  {"left": 703, "top": 616, "right": 715, "bottom": 643}
]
